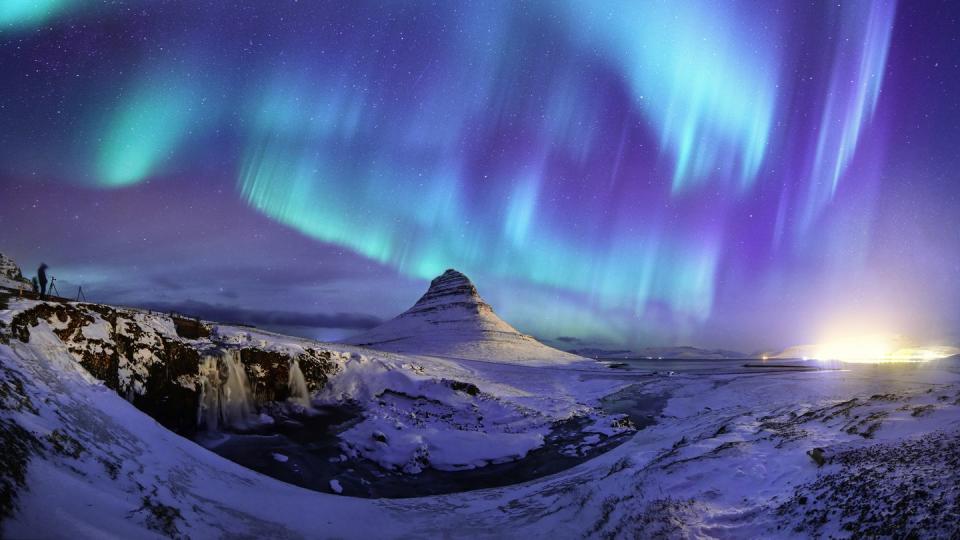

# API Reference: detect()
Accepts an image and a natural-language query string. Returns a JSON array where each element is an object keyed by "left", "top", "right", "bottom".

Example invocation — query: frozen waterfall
[
  {"left": 198, "top": 349, "right": 257, "bottom": 431},
  {"left": 287, "top": 358, "right": 311, "bottom": 408}
]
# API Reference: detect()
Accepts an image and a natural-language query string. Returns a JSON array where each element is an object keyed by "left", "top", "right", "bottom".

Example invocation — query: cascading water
[
  {"left": 287, "top": 358, "right": 311, "bottom": 408},
  {"left": 198, "top": 349, "right": 257, "bottom": 431}
]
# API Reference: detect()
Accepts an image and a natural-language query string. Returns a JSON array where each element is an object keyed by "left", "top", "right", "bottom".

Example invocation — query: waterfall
[
  {"left": 287, "top": 358, "right": 311, "bottom": 408},
  {"left": 197, "top": 349, "right": 257, "bottom": 431}
]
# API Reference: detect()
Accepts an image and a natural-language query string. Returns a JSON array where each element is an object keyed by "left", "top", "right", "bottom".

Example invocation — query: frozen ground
[
  {"left": 2, "top": 301, "right": 959, "bottom": 537},
  {"left": 2, "top": 265, "right": 959, "bottom": 538}
]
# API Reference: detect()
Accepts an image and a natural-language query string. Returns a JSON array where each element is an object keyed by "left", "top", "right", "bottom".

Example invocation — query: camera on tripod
[{"left": 47, "top": 275, "right": 61, "bottom": 297}]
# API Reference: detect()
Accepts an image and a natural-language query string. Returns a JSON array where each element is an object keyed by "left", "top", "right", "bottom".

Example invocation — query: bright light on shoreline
[
  {"left": 808, "top": 336, "right": 956, "bottom": 363},
  {"left": 814, "top": 337, "right": 891, "bottom": 362}
]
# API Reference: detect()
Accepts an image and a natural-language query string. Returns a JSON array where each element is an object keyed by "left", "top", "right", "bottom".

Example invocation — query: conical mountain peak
[
  {"left": 343, "top": 269, "right": 580, "bottom": 363},
  {"left": 425, "top": 268, "right": 476, "bottom": 295},
  {"left": 408, "top": 268, "right": 489, "bottom": 315}
]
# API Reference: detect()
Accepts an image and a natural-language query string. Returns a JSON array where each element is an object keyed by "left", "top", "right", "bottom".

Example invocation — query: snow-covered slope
[
  {"left": 2, "top": 282, "right": 959, "bottom": 535},
  {"left": 3, "top": 322, "right": 959, "bottom": 538},
  {"left": 0, "top": 294, "right": 624, "bottom": 477},
  {"left": 344, "top": 269, "right": 583, "bottom": 364},
  {"left": 3, "top": 251, "right": 959, "bottom": 537}
]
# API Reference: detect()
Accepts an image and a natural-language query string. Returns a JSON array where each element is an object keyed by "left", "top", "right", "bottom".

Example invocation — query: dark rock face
[
  {"left": 447, "top": 380, "right": 480, "bottom": 396},
  {"left": 171, "top": 316, "right": 211, "bottom": 340},
  {"left": 299, "top": 348, "right": 338, "bottom": 393},
  {"left": 1, "top": 301, "right": 340, "bottom": 436},
  {"left": 780, "top": 432, "right": 960, "bottom": 536},
  {"left": 134, "top": 340, "right": 203, "bottom": 436},
  {"left": 240, "top": 348, "right": 293, "bottom": 404},
  {"left": 0, "top": 418, "right": 38, "bottom": 522},
  {"left": 406, "top": 269, "right": 492, "bottom": 316},
  {"left": 9, "top": 301, "right": 92, "bottom": 345},
  {"left": 0, "top": 363, "right": 40, "bottom": 524}
]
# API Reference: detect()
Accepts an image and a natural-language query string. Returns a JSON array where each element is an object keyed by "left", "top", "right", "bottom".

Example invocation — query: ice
[
  {"left": 197, "top": 349, "right": 258, "bottom": 431},
  {"left": 287, "top": 358, "right": 311, "bottom": 407}
]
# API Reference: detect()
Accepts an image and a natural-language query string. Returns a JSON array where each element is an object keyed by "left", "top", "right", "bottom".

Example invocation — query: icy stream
[
  {"left": 190, "top": 348, "right": 672, "bottom": 498},
  {"left": 194, "top": 389, "right": 666, "bottom": 498}
]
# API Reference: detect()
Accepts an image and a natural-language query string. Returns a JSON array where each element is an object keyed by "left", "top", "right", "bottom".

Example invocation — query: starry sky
[{"left": 1, "top": 0, "right": 958, "bottom": 352}]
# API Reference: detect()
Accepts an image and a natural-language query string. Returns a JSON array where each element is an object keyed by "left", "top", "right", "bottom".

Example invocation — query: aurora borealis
[{"left": 1, "top": 0, "right": 958, "bottom": 351}]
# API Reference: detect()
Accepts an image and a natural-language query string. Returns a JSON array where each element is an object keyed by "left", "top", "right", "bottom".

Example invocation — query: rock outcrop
[
  {"left": 0, "top": 253, "right": 30, "bottom": 288},
  {"left": 343, "top": 269, "right": 581, "bottom": 363},
  {"left": 0, "top": 299, "right": 343, "bottom": 435}
]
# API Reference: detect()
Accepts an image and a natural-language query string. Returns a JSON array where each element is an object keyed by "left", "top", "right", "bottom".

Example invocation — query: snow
[
  {"left": 2, "top": 291, "right": 960, "bottom": 537},
  {"left": 310, "top": 346, "right": 611, "bottom": 473},
  {"left": 80, "top": 316, "right": 111, "bottom": 341}
]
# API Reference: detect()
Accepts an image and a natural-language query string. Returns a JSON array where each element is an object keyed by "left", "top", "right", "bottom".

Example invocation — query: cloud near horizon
[{"left": 139, "top": 299, "right": 382, "bottom": 330}]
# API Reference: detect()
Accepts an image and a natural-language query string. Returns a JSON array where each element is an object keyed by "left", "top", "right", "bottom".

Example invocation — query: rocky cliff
[
  {"left": 0, "top": 253, "right": 30, "bottom": 288},
  {"left": 0, "top": 294, "right": 344, "bottom": 436}
]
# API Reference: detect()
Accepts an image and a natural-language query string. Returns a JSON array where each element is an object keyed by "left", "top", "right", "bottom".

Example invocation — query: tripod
[{"left": 48, "top": 276, "right": 61, "bottom": 298}]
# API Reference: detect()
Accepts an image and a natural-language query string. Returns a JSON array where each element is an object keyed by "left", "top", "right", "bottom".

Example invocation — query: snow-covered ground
[
  {"left": 1, "top": 253, "right": 958, "bottom": 537},
  {"left": 3, "top": 300, "right": 959, "bottom": 537},
  {"left": 0, "top": 294, "right": 630, "bottom": 479}
]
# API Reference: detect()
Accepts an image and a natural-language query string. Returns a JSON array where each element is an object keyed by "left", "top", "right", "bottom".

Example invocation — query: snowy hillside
[
  {"left": 344, "top": 269, "right": 583, "bottom": 364},
  {"left": 0, "top": 253, "right": 633, "bottom": 504},
  {"left": 0, "top": 294, "right": 627, "bottom": 479},
  {"left": 2, "top": 307, "right": 959, "bottom": 537},
  {"left": 1, "top": 252, "right": 959, "bottom": 538}
]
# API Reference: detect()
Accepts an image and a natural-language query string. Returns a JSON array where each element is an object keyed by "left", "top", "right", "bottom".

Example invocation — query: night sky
[{"left": 1, "top": 1, "right": 958, "bottom": 352}]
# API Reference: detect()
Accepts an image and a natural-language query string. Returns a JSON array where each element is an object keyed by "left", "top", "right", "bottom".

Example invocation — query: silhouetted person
[{"left": 38, "top": 263, "right": 48, "bottom": 300}]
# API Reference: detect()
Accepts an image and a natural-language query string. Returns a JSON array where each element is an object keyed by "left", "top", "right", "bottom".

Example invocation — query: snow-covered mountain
[{"left": 343, "top": 269, "right": 582, "bottom": 364}]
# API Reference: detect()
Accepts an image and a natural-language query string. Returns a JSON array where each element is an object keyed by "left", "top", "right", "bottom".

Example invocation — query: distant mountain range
[{"left": 568, "top": 346, "right": 750, "bottom": 360}]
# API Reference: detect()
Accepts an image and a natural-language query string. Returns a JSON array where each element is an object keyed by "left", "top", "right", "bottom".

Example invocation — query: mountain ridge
[{"left": 568, "top": 346, "right": 750, "bottom": 360}]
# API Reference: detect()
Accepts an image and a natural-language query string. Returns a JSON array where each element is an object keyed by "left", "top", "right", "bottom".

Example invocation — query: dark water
[
  {"left": 603, "top": 355, "right": 960, "bottom": 374},
  {"left": 598, "top": 356, "right": 827, "bottom": 375},
  {"left": 196, "top": 390, "right": 666, "bottom": 499}
]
